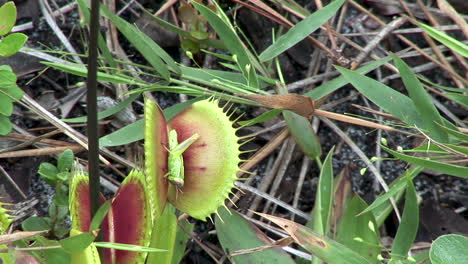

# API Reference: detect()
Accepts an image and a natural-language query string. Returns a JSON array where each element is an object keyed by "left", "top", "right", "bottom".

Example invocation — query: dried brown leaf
[{"left": 237, "top": 94, "right": 315, "bottom": 118}]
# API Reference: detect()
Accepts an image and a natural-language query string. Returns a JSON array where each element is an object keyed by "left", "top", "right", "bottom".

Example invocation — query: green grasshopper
[{"left": 165, "top": 129, "right": 200, "bottom": 188}]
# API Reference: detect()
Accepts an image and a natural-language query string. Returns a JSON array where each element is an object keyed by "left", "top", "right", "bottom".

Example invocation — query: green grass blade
[
  {"left": 216, "top": 209, "right": 295, "bottom": 264},
  {"left": 392, "top": 54, "right": 449, "bottom": 142},
  {"left": 336, "top": 196, "right": 380, "bottom": 264},
  {"left": 63, "top": 93, "right": 140, "bottom": 123},
  {"left": 311, "top": 148, "right": 335, "bottom": 264},
  {"left": 445, "top": 92, "right": 468, "bottom": 107},
  {"left": 99, "top": 98, "right": 201, "bottom": 147},
  {"left": 312, "top": 148, "right": 335, "bottom": 235},
  {"left": 137, "top": 4, "right": 226, "bottom": 50},
  {"left": 100, "top": 6, "right": 180, "bottom": 80},
  {"left": 336, "top": 66, "right": 423, "bottom": 128},
  {"left": 99, "top": 119, "right": 144, "bottom": 147},
  {"left": 192, "top": 1, "right": 259, "bottom": 89},
  {"left": 76, "top": 0, "right": 116, "bottom": 68},
  {"left": 259, "top": 0, "right": 345, "bottom": 62},
  {"left": 238, "top": 109, "right": 282, "bottom": 126},
  {"left": 227, "top": 58, "right": 391, "bottom": 128},
  {"left": 359, "top": 166, "right": 422, "bottom": 219},
  {"left": 41, "top": 62, "right": 146, "bottom": 85},
  {"left": 93, "top": 242, "right": 166, "bottom": 252},
  {"left": 435, "top": 122, "right": 468, "bottom": 142},
  {"left": 307, "top": 57, "right": 391, "bottom": 100},
  {"left": 382, "top": 145, "right": 468, "bottom": 178},
  {"left": 418, "top": 75, "right": 468, "bottom": 93},
  {"left": 60, "top": 232, "right": 95, "bottom": 254},
  {"left": 147, "top": 205, "right": 183, "bottom": 264},
  {"left": 390, "top": 180, "right": 418, "bottom": 262},
  {"left": 258, "top": 213, "right": 372, "bottom": 264},
  {"left": 417, "top": 22, "right": 468, "bottom": 58}
]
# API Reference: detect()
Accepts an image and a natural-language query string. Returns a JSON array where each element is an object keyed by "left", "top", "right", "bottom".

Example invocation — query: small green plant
[
  {"left": 22, "top": 149, "right": 74, "bottom": 238},
  {"left": 0, "top": 1, "right": 27, "bottom": 135}
]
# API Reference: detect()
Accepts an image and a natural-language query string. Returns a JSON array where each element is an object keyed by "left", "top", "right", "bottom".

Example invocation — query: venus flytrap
[{"left": 145, "top": 97, "right": 243, "bottom": 221}]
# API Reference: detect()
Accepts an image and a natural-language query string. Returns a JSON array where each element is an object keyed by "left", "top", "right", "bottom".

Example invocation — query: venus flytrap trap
[
  {"left": 48, "top": 96, "right": 247, "bottom": 263},
  {"left": 69, "top": 169, "right": 154, "bottom": 264},
  {"left": 145, "top": 97, "right": 243, "bottom": 221}
]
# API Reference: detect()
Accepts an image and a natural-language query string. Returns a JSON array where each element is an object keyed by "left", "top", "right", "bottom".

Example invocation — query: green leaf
[
  {"left": 307, "top": 57, "right": 392, "bottom": 100},
  {"left": 58, "top": 149, "right": 74, "bottom": 173},
  {"left": 38, "top": 162, "right": 59, "bottom": 182},
  {"left": 180, "top": 66, "right": 270, "bottom": 89},
  {"left": 0, "top": 83, "right": 22, "bottom": 101},
  {"left": 147, "top": 205, "right": 186, "bottom": 264},
  {"left": 41, "top": 62, "right": 145, "bottom": 85},
  {"left": 336, "top": 196, "right": 380, "bottom": 264},
  {"left": 89, "top": 200, "right": 112, "bottom": 232},
  {"left": 336, "top": 66, "right": 424, "bottom": 128},
  {"left": 259, "top": 213, "right": 372, "bottom": 264},
  {"left": 0, "top": 96, "right": 12, "bottom": 116},
  {"left": 283, "top": 111, "right": 322, "bottom": 159},
  {"left": 216, "top": 209, "right": 296, "bottom": 264},
  {"left": 445, "top": 92, "right": 468, "bottom": 107},
  {"left": 392, "top": 54, "right": 448, "bottom": 142},
  {"left": 359, "top": 166, "right": 422, "bottom": 219},
  {"left": 192, "top": 1, "right": 259, "bottom": 88},
  {"left": 430, "top": 234, "right": 468, "bottom": 264},
  {"left": 53, "top": 185, "right": 69, "bottom": 207},
  {"left": 22, "top": 216, "right": 50, "bottom": 231},
  {"left": 0, "top": 2, "right": 16, "bottom": 36},
  {"left": 390, "top": 181, "right": 419, "bottom": 262},
  {"left": 259, "top": 0, "right": 345, "bottom": 62},
  {"left": 100, "top": 97, "right": 201, "bottom": 147},
  {"left": 312, "top": 148, "right": 334, "bottom": 235},
  {"left": 63, "top": 93, "right": 140, "bottom": 123},
  {"left": 99, "top": 119, "right": 144, "bottom": 147},
  {"left": 0, "top": 114, "right": 12, "bottom": 135},
  {"left": 171, "top": 216, "right": 193, "bottom": 264},
  {"left": 382, "top": 145, "right": 468, "bottom": 178},
  {"left": 238, "top": 109, "right": 282, "bottom": 126},
  {"left": 417, "top": 22, "right": 468, "bottom": 58},
  {"left": 69, "top": 230, "right": 101, "bottom": 264},
  {"left": 435, "top": 122, "right": 468, "bottom": 142},
  {"left": 0, "top": 33, "right": 28, "bottom": 57},
  {"left": 18, "top": 236, "right": 71, "bottom": 263},
  {"left": 76, "top": 0, "right": 117, "bottom": 68},
  {"left": 100, "top": 5, "right": 180, "bottom": 80},
  {"left": 60, "top": 232, "right": 96, "bottom": 254},
  {"left": 418, "top": 75, "right": 468, "bottom": 93},
  {"left": 138, "top": 4, "right": 226, "bottom": 50}
]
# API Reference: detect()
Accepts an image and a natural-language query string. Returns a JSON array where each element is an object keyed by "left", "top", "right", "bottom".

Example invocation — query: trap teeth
[{"left": 166, "top": 99, "right": 242, "bottom": 221}]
